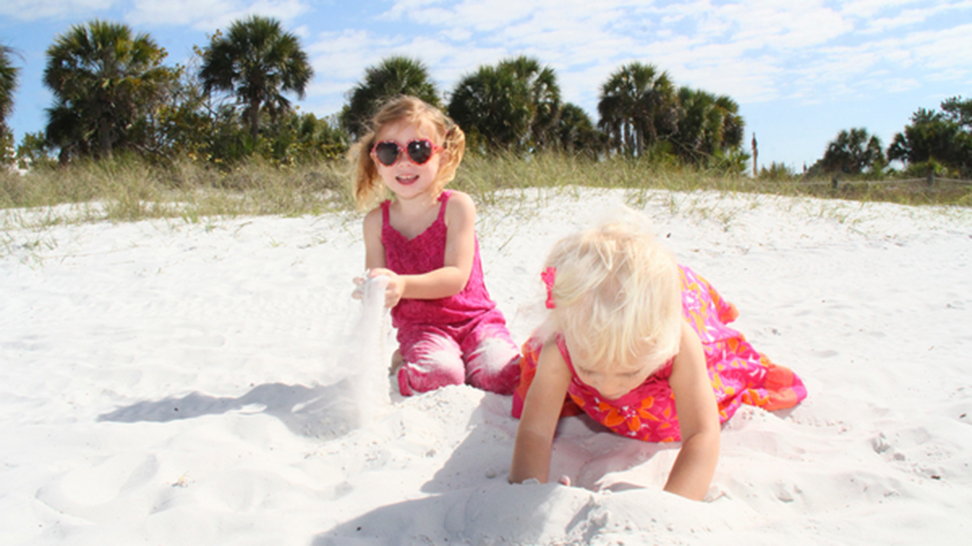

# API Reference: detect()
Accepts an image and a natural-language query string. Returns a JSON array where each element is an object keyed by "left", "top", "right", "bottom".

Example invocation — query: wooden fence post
[{"left": 752, "top": 133, "right": 758, "bottom": 178}]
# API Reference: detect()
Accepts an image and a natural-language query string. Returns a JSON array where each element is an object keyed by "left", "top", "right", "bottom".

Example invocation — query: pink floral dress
[{"left": 512, "top": 265, "right": 807, "bottom": 442}]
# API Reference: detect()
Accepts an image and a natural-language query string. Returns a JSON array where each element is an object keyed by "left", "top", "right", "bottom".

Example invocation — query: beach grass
[{"left": 2, "top": 153, "right": 970, "bottom": 232}]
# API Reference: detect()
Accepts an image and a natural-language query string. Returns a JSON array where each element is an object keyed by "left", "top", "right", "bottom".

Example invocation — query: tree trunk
[
  {"left": 99, "top": 112, "right": 112, "bottom": 159},
  {"left": 624, "top": 122, "right": 634, "bottom": 157},
  {"left": 247, "top": 99, "right": 261, "bottom": 142}
]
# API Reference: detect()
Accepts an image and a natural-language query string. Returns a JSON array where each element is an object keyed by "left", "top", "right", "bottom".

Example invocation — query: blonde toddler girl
[{"left": 510, "top": 215, "right": 806, "bottom": 499}]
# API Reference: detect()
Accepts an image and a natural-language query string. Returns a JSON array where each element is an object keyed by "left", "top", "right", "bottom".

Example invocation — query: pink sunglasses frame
[{"left": 370, "top": 138, "right": 443, "bottom": 166}]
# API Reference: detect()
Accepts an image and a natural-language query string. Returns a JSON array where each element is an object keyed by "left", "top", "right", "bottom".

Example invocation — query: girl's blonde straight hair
[{"left": 543, "top": 212, "right": 682, "bottom": 373}]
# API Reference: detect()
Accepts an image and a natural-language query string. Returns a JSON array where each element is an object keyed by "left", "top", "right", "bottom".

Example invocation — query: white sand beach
[{"left": 2, "top": 188, "right": 971, "bottom": 545}]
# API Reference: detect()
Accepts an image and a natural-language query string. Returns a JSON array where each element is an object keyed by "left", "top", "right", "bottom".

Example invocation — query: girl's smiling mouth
[{"left": 397, "top": 175, "right": 419, "bottom": 185}]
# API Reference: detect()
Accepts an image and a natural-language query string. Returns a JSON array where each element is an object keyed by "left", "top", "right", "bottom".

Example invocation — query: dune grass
[
  {"left": 1, "top": 155, "right": 354, "bottom": 228},
  {"left": 2, "top": 152, "right": 970, "bottom": 234}
]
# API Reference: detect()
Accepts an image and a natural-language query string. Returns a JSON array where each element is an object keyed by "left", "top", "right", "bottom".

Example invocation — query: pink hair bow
[{"left": 541, "top": 267, "right": 556, "bottom": 309}]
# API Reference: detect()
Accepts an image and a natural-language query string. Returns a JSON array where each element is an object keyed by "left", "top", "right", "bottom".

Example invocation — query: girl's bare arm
[
  {"left": 664, "top": 320, "right": 721, "bottom": 500},
  {"left": 510, "top": 342, "right": 573, "bottom": 484},
  {"left": 362, "top": 208, "right": 386, "bottom": 270}
]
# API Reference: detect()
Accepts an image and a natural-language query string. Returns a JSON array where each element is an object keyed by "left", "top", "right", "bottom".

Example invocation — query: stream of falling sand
[{"left": 346, "top": 274, "right": 392, "bottom": 426}]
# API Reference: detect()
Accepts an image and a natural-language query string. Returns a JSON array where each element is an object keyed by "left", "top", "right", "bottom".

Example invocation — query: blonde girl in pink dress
[
  {"left": 349, "top": 96, "right": 520, "bottom": 396},
  {"left": 509, "top": 216, "right": 806, "bottom": 500}
]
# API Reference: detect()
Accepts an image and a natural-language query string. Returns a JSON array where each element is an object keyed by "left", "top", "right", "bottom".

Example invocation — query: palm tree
[
  {"left": 44, "top": 103, "right": 88, "bottom": 161},
  {"left": 672, "top": 87, "right": 745, "bottom": 165},
  {"left": 448, "top": 64, "right": 530, "bottom": 153},
  {"left": 42, "top": 20, "right": 172, "bottom": 159},
  {"left": 821, "top": 128, "right": 883, "bottom": 174},
  {"left": 339, "top": 56, "right": 440, "bottom": 140},
  {"left": 1, "top": 44, "right": 19, "bottom": 161},
  {"left": 553, "top": 103, "right": 603, "bottom": 158},
  {"left": 715, "top": 95, "right": 745, "bottom": 152},
  {"left": 597, "top": 62, "right": 676, "bottom": 157},
  {"left": 1, "top": 45, "right": 18, "bottom": 137},
  {"left": 447, "top": 56, "right": 561, "bottom": 153},
  {"left": 497, "top": 56, "right": 561, "bottom": 150},
  {"left": 199, "top": 15, "right": 313, "bottom": 142}
]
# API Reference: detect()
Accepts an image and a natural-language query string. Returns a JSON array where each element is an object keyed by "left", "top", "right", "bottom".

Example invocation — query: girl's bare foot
[{"left": 390, "top": 349, "right": 404, "bottom": 376}]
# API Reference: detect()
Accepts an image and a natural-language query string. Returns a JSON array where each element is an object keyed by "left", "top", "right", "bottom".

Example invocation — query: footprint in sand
[{"left": 35, "top": 452, "right": 160, "bottom": 522}]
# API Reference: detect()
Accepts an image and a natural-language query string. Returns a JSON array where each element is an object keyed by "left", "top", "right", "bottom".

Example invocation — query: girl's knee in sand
[
  {"left": 397, "top": 349, "right": 466, "bottom": 395},
  {"left": 465, "top": 338, "right": 520, "bottom": 394}
]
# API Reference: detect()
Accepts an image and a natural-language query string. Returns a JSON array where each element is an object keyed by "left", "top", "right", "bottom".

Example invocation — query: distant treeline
[{"left": 0, "top": 17, "right": 969, "bottom": 179}]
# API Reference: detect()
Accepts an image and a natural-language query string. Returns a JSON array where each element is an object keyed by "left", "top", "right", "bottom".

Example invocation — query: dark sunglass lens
[
  {"left": 407, "top": 140, "right": 434, "bottom": 164},
  {"left": 375, "top": 142, "right": 401, "bottom": 165}
]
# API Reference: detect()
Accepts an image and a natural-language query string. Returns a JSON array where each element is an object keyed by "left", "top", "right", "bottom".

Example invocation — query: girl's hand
[
  {"left": 513, "top": 475, "right": 570, "bottom": 486},
  {"left": 368, "top": 268, "right": 405, "bottom": 308},
  {"left": 351, "top": 276, "right": 366, "bottom": 300}
]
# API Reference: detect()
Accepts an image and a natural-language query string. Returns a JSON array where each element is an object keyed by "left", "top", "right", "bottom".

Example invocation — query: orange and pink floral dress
[{"left": 512, "top": 265, "right": 807, "bottom": 442}]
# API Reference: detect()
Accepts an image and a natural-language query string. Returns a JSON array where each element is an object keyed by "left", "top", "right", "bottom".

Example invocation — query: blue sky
[{"left": 1, "top": 0, "right": 970, "bottom": 170}]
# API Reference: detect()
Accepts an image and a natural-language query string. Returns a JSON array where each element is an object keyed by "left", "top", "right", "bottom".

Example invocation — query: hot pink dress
[
  {"left": 512, "top": 265, "right": 807, "bottom": 442},
  {"left": 382, "top": 190, "right": 520, "bottom": 396}
]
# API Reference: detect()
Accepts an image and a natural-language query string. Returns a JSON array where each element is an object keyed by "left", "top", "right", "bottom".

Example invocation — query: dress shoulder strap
[
  {"left": 380, "top": 199, "right": 391, "bottom": 226},
  {"left": 555, "top": 335, "right": 577, "bottom": 373},
  {"left": 436, "top": 190, "right": 451, "bottom": 221}
]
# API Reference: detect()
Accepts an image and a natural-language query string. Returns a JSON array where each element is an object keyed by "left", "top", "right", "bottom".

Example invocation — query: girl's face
[
  {"left": 372, "top": 120, "right": 443, "bottom": 203},
  {"left": 566, "top": 338, "right": 658, "bottom": 401}
]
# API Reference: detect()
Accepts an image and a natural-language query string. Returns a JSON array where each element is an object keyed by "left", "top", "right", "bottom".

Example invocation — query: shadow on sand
[{"left": 97, "top": 379, "right": 359, "bottom": 439}]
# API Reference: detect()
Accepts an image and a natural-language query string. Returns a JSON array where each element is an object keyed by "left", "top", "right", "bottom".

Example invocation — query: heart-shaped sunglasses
[{"left": 371, "top": 139, "right": 443, "bottom": 167}]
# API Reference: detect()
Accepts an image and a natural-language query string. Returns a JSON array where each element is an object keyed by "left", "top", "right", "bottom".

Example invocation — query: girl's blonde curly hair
[
  {"left": 348, "top": 95, "right": 466, "bottom": 211},
  {"left": 542, "top": 212, "right": 682, "bottom": 374}
]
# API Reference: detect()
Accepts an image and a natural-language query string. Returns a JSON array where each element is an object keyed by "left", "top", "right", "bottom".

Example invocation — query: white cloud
[
  {"left": 859, "top": 1, "right": 972, "bottom": 33},
  {"left": 0, "top": 0, "right": 116, "bottom": 21},
  {"left": 308, "top": 29, "right": 392, "bottom": 83},
  {"left": 765, "top": 14, "right": 971, "bottom": 105},
  {"left": 125, "top": 0, "right": 311, "bottom": 31},
  {"left": 903, "top": 23, "right": 972, "bottom": 71},
  {"left": 923, "top": 67, "right": 972, "bottom": 85},
  {"left": 796, "top": 19, "right": 972, "bottom": 92},
  {"left": 381, "top": 0, "right": 541, "bottom": 32},
  {"left": 439, "top": 28, "right": 472, "bottom": 42},
  {"left": 864, "top": 9, "right": 933, "bottom": 33},
  {"left": 304, "top": 30, "right": 488, "bottom": 102},
  {"left": 884, "top": 77, "right": 922, "bottom": 92},
  {"left": 701, "top": 1, "right": 852, "bottom": 50},
  {"left": 655, "top": 42, "right": 784, "bottom": 103},
  {"left": 840, "top": 0, "right": 921, "bottom": 18}
]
